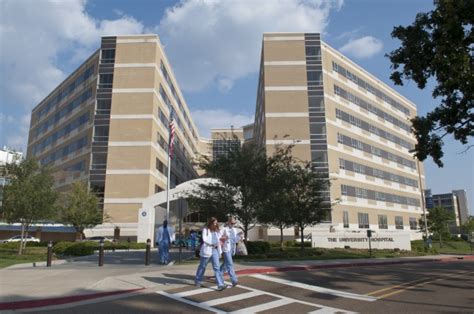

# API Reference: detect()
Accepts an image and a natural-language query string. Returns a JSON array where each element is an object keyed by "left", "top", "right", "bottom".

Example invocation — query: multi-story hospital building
[{"left": 27, "top": 33, "right": 425, "bottom": 242}]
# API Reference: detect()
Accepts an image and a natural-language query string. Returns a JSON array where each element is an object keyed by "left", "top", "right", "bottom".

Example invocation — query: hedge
[
  {"left": 53, "top": 241, "right": 147, "bottom": 256},
  {"left": 246, "top": 241, "right": 271, "bottom": 255},
  {"left": 0, "top": 241, "right": 49, "bottom": 249}
]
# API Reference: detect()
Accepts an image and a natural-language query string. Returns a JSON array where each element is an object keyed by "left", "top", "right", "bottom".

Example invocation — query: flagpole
[
  {"left": 166, "top": 152, "right": 171, "bottom": 221},
  {"left": 165, "top": 117, "right": 175, "bottom": 222}
]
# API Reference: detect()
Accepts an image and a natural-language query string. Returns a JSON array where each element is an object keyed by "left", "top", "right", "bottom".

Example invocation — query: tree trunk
[
  {"left": 244, "top": 225, "right": 248, "bottom": 244},
  {"left": 19, "top": 222, "right": 25, "bottom": 255},
  {"left": 280, "top": 225, "right": 284, "bottom": 252},
  {"left": 300, "top": 226, "right": 305, "bottom": 252},
  {"left": 439, "top": 233, "right": 443, "bottom": 248}
]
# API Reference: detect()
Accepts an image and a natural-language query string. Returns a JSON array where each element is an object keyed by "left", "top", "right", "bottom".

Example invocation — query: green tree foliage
[
  {"left": 419, "top": 206, "right": 455, "bottom": 247},
  {"left": 257, "top": 145, "right": 294, "bottom": 251},
  {"left": 387, "top": 0, "right": 473, "bottom": 166},
  {"left": 461, "top": 217, "right": 474, "bottom": 235},
  {"left": 2, "top": 158, "right": 58, "bottom": 254},
  {"left": 188, "top": 142, "right": 267, "bottom": 241},
  {"left": 59, "top": 181, "right": 102, "bottom": 240},
  {"left": 286, "top": 162, "right": 330, "bottom": 251}
]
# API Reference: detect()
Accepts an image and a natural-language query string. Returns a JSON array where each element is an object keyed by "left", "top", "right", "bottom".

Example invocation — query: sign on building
[{"left": 312, "top": 231, "right": 411, "bottom": 250}]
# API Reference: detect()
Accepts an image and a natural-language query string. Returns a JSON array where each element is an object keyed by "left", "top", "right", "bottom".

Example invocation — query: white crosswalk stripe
[
  {"left": 251, "top": 274, "right": 378, "bottom": 302},
  {"left": 228, "top": 299, "right": 293, "bottom": 313},
  {"left": 203, "top": 291, "right": 263, "bottom": 306},
  {"left": 158, "top": 281, "right": 357, "bottom": 314}
]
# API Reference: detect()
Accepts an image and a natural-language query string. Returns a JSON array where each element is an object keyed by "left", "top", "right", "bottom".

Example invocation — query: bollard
[
  {"left": 99, "top": 240, "right": 104, "bottom": 267},
  {"left": 145, "top": 239, "right": 151, "bottom": 266},
  {"left": 47, "top": 241, "right": 53, "bottom": 267}
]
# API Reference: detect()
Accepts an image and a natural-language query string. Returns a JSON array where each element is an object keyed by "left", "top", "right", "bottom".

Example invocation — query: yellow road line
[
  {"left": 376, "top": 271, "right": 473, "bottom": 300},
  {"left": 366, "top": 277, "right": 429, "bottom": 296}
]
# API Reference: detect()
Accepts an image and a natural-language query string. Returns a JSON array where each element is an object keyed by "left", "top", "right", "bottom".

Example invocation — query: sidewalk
[{"left": 0, "top": 251, "right": 472, "bottom": 311}]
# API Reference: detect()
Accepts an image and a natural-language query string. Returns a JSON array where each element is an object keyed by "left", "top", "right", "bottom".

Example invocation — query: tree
[
  {"left": 2, "top": 158, "right": 58, "bottom": 254},
  {"left": 419, "top": 206, "right": 455, "bottom": 247},
  {"left": 257, "top": 145, "right": 294, "bottom": 251},
  {"left": 387, "top": 0, "right": 473, "bottom": 166},
  {"left": 286, "top": 162, "right": 330, "bottom": 251},
  {"left": 59, "top": 181, "right": 102, "bottom": 240},
  {"left": 461, "top": 217, "right": 474, "bottom": 236},
  {"left": 188, "top": 142, "right": 268, "bottom": 241}
]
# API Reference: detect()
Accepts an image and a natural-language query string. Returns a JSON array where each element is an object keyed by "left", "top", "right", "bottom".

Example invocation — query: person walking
[
  {"left": 189, "top": 229, "right": 197, "bottom": 251},
  {"left": 155, "top": 220, "right": 175, "bottom": 265},
  {"left": 195, "top": 217, "right": 227, "bottom": 291},
  {"left": 220, "top": 216, "right": 241, "bottom": 287}
]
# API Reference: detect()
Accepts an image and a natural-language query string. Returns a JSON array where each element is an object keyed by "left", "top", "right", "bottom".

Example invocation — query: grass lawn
[
  {"left": 0, "top": 246, "right": 55, "bottom": 268},
  {"left": 431, "top": 240, "right": 474, "bottom": 254}
]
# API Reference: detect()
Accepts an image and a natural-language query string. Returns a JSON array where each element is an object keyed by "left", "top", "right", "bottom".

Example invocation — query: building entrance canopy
[{"left": 137, "top": 178, "right": 220, "bottom": 243}]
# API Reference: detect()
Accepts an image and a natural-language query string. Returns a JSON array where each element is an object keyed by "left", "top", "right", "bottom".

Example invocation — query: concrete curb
[
  {"left": 5, "top": 259, "right": 68, "bottom": 269},
  {"left": 0, "top": 288, "right": 145, "bottom": 311}
]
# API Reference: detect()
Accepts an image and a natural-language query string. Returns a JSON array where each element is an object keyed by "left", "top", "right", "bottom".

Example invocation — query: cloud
[
  {"left": 157, "top": 0, "right": 343, "bottom": 92},
  {"left": 191, "top": 109, "right": 254, "bottom": 138},
  {"left": 0, "top": 113, "right": 30, "bottom": 152},
  {"left": 0, "top": 0, "right": 144, "bottom": 150},
  {"left": 339, "top": 36, "right": 383, "bottom": 59}
]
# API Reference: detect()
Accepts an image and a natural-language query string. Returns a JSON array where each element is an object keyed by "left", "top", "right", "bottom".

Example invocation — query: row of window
[
  {"left": 337, "top": 133, "right": 416, "bottom": 169},
  {"left": 156, "top": 132, "right": 196, "bottom": 181},
  {"left": 160, "top": 61, "right": 198, "bottom": 141},
  {"left": 32, "top": 112, "right": 90, "bottom": 156},
  {"left": 40, "top": 136, "right": 88, "bottom": 165},
  {"left": 339, "top": 159, "right": 418, "bottom": 187},
  {"left": 335, "top": 109, "right": 413, "bottom": 149},
  {"left": 213, "top": 139, "right": 241, "bottom": 160},
  {"left": 341, "top": 184, "right": 420, "bottom": 206},
  {"left": 100, "top": 49, "right": 115, "bottom": 64},
  {"left": 99, "top": 74, "right": 113, "bottom": 89},
  {"left": 64, "top": 160, "right": 86, "bottom": 172},
  {"left": 34, "top": 89, "right": 93, "bottom": 139},
  {"left": 333, "top": 85, "right": 411, "bottom": 132},
  {"left": 332, "top": 62, "right": 411, "bottom": 116},
  {"left": 157, "top": 100, "right": 195, "bottom": 161},
  {"left": 36, "top": 66, "right": 95, "bottom": 122},
  {"left": 343, "top": 211, "right": 417, "bottom": 230}
]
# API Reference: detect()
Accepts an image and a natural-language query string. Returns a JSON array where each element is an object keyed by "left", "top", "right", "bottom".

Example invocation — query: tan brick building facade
[{"left": 28, "top": 33, "right": 424, "bottom": 241}]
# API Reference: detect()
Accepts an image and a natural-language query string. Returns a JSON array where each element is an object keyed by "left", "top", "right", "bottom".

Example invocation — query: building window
[
  {"left": 101, "top": 49, "right": 115, "bottom": 63},
  {"left": 343, "top": 211, "right": 349, "bottom": 228},
  {"left": 358, "top": 212, "right": 369, "bottom": 229},
  {"left": 341, "top": 184, "right": 348, "bottom": 196},
  {"left": 339, "top": 159, "right": 345, "bottom": 170},
  {"left": 378, "top": 215, "right": 388, "bottom": 229},
  {"left": 409, "top": 217, "right": 417, "bottom": 230},
  {"left": 395, "top": 216, "right": 404, "bottom": 230},
  {"left": 156, "top": 158, "right": 167, "bottom": 175},
  {"left": 337, "top": 133, "right": 344, "bottom": 144},
  {"left": 305, "top": 46, "right": 320, "bottom": 56},
  {"left": 99, "top": 74, "right": 113, "bottom": 88}
]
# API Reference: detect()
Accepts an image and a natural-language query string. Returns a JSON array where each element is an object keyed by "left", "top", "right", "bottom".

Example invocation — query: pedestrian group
[{"left": 155, "top": 216, "right": 244, "bottom": 291}]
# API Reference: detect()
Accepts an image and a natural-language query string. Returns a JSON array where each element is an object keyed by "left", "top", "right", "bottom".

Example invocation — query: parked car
[
  {"left": 295, "top": 234, "right": 312, "bottom": 243},
  {"left": 85, "top": 236, "right": 115, "bottom": 242},
  {"left": 0, "top": 235, "right": 40, "bottom": 243}
]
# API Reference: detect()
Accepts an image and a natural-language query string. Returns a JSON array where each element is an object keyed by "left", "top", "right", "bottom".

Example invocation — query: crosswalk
[{"left": 157, "top": 274, "right": 370, "bottom": 313}]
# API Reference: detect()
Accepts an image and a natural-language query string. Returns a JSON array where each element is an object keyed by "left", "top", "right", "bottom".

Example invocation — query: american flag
[{"left": 168, "top": 118, "right": 175, "bottom": 157}]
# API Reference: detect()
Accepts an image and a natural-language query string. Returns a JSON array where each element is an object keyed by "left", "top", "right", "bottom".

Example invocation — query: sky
[{"left": 0, "top": 0, "right": 472, "bottom": 214}]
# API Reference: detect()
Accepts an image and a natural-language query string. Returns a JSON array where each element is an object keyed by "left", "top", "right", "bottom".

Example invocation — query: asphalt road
[{"left": 35, "top": 259, "right": 474, "bottom": 313}]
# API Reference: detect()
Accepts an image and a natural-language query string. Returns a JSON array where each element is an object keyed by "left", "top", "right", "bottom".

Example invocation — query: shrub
[
  {"left": 246, "top": 241, "right": 271, "bottom": 255},
  {"left": 53, "top": 241, "right": 96, "bottom": 256}
]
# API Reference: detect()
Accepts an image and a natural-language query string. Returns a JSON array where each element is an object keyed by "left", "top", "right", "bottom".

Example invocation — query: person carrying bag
[{"left": 194, "top": 217, "right": 227, "bottom": 291}]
